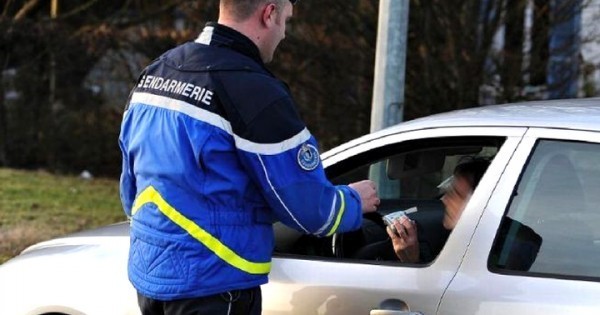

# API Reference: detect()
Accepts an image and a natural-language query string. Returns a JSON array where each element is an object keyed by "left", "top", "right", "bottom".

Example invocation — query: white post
[
  {"left": 370, "top": 0, "right": 410, "bottom": 132},
  {"left": 369, "top": 0, "right": 410, "bottom": 198}
]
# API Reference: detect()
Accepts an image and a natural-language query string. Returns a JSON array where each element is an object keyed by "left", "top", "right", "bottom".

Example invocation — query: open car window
[{"left": 273, "top": 136, "right": 505, "bottom": 265}]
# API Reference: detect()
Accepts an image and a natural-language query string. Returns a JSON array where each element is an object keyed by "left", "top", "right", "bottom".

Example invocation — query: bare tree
[
  {"left": 404, "top": 0, "right": 593, "bottom": 119},
  {"left": 0, "top": 0, "right": 199, "bottom": 174},
  {"left": 1, "top": 0, "right": 597, "bottom": 175},
  {"left": 404, "top": 0, "right": 505, "bottom": 118},
  {"left": 271, "top": 0, "right": 378, "bottom": 149}
]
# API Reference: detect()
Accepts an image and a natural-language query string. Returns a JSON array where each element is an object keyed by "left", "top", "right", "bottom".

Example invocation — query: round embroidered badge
[{"left": 297, "top": 143, "right": 320, "bottom": 171}]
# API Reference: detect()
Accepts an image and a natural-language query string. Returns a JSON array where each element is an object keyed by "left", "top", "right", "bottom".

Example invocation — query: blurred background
[
  {"left": 1, "top": 0, "right": 599, "bottom": 178},
  {"left": 1, "top": 0, "right": 600, "bottom": 263}
]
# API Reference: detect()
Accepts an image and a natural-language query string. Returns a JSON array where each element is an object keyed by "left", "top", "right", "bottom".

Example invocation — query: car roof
[
  {"left": 323, "top": 97, "right": 600, "bottom": 159},
  {"left": 398, "top": 97, "right": 600, "bottom": 131}
]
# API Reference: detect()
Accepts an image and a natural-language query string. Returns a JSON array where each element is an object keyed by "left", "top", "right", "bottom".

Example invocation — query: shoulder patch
[{"left": 297, "top": 143, "right": 320, "bottom": 171}]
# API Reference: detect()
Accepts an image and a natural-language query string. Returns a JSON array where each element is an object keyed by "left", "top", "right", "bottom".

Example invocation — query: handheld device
[{"left": 383, "top": 206, "right": 418, "bottom": 235}]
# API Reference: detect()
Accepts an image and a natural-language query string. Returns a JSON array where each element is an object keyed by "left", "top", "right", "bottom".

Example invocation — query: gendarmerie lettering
[{"left": 137, "top": 75, "right": 214, "bottom": 106}]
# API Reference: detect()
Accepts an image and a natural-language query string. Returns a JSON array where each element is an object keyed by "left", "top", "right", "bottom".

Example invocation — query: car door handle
[
  {"left": 370, "top": 299, "right": 423, "bottom": 315},
  {"left": 370, "top": 310, "right": 423, "bottom": 315},
  {"left": 369, "top": 310, "right": 423, "bottom": 315}
]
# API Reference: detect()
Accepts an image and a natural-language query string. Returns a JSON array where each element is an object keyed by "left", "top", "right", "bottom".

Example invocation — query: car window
[
  {"left": 489, "top": 139, "right": 600, "bottom": 279},
  {"left": 273, "top": 136, "right": 505, "bottom": 265}
]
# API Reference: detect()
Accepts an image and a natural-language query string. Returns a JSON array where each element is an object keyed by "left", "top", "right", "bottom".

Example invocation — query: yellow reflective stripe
[
  {"left": 131, "top": 186, "right": 271, "bottom": 275},
  {"left": 326, "top": 190, "right": 346, "bottom": 236}
]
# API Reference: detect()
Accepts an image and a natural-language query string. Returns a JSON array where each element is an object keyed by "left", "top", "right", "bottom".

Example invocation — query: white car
[{"left": 2, "top": 98, "right": 600, "bottom": 315}]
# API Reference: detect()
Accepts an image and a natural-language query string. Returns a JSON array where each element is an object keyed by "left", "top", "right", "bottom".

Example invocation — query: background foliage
[{"left": 0, "top": 0, "right": 598, "bottom": 177}]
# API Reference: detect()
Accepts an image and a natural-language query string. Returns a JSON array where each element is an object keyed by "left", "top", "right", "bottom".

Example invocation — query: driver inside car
[{"left": 354, "top": 157, "right": 491, "bottom": 263}]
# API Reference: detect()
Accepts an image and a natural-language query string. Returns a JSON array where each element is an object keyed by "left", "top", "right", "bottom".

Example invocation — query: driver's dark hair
[{"left": 454, "top": 156, "right": 492, "bottom": 189}]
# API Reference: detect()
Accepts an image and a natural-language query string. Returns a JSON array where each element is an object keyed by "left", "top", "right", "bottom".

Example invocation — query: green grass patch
[{"left": 0, "top": 168, "right": 126, "bottom": 263}]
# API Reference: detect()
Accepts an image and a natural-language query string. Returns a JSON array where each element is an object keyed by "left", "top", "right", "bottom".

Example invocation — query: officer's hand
[{"left": 348, "top": 180, "right": 380, "bottom": 213}]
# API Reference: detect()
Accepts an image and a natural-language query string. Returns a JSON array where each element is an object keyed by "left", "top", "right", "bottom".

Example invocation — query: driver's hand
[
  {"left": 387, "top": 216, "right": 419, "bottom": 263},
  {"left": 348, "top": 180, "right": 380, "bottom": 213}
]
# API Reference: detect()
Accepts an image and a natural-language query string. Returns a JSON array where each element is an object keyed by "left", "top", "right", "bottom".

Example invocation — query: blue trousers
[{"left": 137, "top": 286, "right": 262, "bottom": 315}]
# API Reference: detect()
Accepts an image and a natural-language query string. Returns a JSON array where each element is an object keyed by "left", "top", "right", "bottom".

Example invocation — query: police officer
[{"left": 118, "top": 0, "right": 380, "bottom": 314}]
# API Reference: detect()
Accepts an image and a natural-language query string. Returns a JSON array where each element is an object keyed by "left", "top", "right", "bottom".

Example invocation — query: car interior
[{"left": 273, "top": 137, "right": 505, "bottom": 265}]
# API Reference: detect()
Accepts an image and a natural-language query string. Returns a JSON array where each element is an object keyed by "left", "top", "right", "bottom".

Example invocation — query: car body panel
[
  {"left": 0, "top": 224, "right": 138, "bottom": 315},
  {"left": 263, "top": 258, "right": 451, "bottom": 314},
  {"left": 440, "top": 127, "right": 600, "bottom": 315}
]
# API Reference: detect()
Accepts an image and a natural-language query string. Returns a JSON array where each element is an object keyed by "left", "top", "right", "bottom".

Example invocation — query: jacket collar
[{"left": 196, "top": 22, "right": 264, "bottom": 66}]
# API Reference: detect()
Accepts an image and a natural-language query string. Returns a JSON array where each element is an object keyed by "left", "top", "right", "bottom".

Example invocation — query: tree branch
[{"left": 13, "top": 0, "right": 40, "bottom": 21}]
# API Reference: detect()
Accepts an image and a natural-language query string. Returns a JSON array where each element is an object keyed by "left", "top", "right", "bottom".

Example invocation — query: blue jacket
[{"left": 119, "top": 23, "right": 363, "bottom": 300}]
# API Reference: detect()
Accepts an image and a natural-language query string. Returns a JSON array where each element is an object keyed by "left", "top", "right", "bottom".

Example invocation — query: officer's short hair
[{"left": 221, "top": 0, "right": 289, "bottom": 21}]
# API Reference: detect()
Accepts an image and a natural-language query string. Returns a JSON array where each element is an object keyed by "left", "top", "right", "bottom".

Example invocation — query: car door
[
  {"left": 262, "top": 126, "right": 526, "bottom": 315},
  {"left": 440, "top": 128, "right": 600, "bottom": 315}
]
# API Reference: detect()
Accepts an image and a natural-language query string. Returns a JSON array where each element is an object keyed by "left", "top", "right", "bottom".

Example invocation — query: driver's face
[{"left": 441, "top": 175, "right": 472, "bottom": 230}]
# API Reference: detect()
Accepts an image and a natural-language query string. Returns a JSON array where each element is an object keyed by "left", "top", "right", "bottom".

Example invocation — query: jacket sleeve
[
  {"left": 234, "top": 97, "right": 363, "bottom": 237},
  {"left": 118, "top": 110, "right": 136, "bottom": 218}
]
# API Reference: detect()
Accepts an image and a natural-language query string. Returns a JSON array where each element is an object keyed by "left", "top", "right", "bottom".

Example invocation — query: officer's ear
[{"left": 261, "top": 2, "right": 277, "bottom": 27}]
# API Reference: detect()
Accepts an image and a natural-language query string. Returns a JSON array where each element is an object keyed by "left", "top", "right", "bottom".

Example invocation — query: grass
[{"left": 0, "top": 168, "right": 126, "bottom": 264}]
